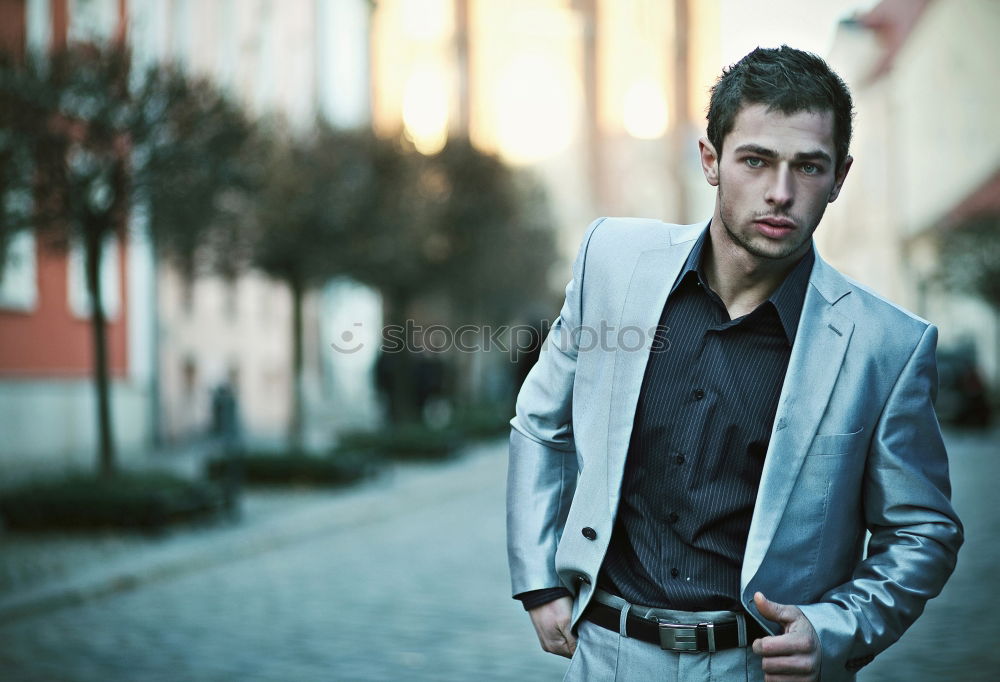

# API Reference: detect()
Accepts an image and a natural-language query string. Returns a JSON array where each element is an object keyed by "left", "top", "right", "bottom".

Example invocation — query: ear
[
  {"left": 699, "top": 136, "right": 720, "bottom": 187},
  {"left": 828, "top": 155, "right": 853, "bottom": 203}
]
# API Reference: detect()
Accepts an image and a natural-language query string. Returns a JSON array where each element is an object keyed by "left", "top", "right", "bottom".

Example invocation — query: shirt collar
[{"left": 673, "top": 224, "right": 815, "bottom": 344}]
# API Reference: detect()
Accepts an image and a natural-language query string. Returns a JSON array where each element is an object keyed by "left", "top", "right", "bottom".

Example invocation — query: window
[
  {"left": 68, "top": 0, "right": 117, "bottom": 43},
  {"left": 0, "top": 231, "right": 39, "bottom": 312}
]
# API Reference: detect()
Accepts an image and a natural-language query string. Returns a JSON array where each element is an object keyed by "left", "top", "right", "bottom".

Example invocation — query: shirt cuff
[{"left": 514, "top": 587, "right": 572, "bottom": 611}]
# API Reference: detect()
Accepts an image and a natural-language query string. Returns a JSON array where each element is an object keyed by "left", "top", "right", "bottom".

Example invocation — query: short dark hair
[{"left": 707, "top": 45, "right": 854, "bottom": 169}]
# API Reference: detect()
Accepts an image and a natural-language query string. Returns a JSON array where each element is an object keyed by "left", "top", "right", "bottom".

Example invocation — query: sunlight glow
[
  {"left": 402, "top": 64, "right": 449, "bottom": 155},
  {"left": 623, "top": 78, "right": 669, "bottom": 139},
  {"left": 400, "top": 0, "right": 451, "bottom": 41},
  {"left": 494, "top": 53, "right": 578, "bottom": 165}
]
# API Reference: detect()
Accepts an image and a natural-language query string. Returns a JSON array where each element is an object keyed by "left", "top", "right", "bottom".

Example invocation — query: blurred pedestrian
[
  {"left": 210, "top": 371, "right": 244, "bottom": 516},
  {"left": 211, "top": 381, "right": 241, "bottom": 450}
]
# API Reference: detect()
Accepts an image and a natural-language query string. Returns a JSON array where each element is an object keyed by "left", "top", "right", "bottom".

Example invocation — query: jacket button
[{"left": 582, "top": 527, "right": 598, "bottom": 541}]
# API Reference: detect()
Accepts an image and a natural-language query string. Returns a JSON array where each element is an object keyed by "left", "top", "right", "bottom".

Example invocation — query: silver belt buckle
[{"left": 657, "top": 621, "right": 715, "bottom": 653}]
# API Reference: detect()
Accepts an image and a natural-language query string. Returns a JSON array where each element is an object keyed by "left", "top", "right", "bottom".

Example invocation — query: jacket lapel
[
  {"left": 740, "top": 255, "right": 854, "bottom": 589},
  {"left": 605, "top": 221, "right": 705, "bottom": 512}
]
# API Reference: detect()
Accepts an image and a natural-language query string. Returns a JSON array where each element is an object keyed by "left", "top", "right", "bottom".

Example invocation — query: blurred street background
[{"left": 1, "top": 0, "right": 997, "bottom": 680}]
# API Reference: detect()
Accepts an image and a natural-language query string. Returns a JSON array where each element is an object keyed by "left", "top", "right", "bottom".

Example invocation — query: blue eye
[
  {"left": 745, "top": 157, "right": 764, "bottom": 168},
  {"left": 801, "top": 163, "right": 821, "bottom": 175}
]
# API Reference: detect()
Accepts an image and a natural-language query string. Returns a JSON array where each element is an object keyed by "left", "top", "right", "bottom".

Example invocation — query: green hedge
[
  {"left": 448, "top": 404, "right": 512, "bottom": 440},
  {"left": 336, "top": 424, "right": 461, "bottom": 461},
  {"left": 0, "top": 472, "right": 226, "bottom": 532},
  {"left": 206, "top": 451, "right": 376, "bottom": 487},
  {"left": 334, "top": 407, "right": 511, "bottom": 462}
]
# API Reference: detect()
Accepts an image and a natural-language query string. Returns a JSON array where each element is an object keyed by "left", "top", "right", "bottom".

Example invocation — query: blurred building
[
  {"left": 0, "top": 0, "right": 381, "bottom": 484},
  {"left": 126, "top": 0, "right": 381, "bottom": 450},
  {"left": 370, "top": 0, "right": 721, "bottom": 270},
  {"left": 365, "top": 0, "right": 723, "bottom": 407},
  {"left": 822, "top": 0, "right": 1000, "bottom": 391}
]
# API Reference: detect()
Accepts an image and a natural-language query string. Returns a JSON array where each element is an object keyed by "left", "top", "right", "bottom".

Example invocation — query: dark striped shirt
[{"left": 597, "top": 229, "right": 814, "bottom": 610}]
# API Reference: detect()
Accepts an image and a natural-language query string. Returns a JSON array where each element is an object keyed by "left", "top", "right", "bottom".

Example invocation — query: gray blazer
[{"left": 507, "top": 217, "right": 963, "bottom": 679}]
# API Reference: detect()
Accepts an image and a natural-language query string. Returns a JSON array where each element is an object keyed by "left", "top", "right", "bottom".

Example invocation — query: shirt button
[
  {"left": 582, "top": 527, "right": 598, "bottom": 541},
  {"left": 693, "top": 388, "right": 705, "bottom": 400},
  {"left": 667, "top": 512, "right": 679, "bottom": 524},
  {"left": 675, "top": 454, "right": 685, "bottom": 465},
  {"left": 670, "top": 567, "right": 680, "bottom": 578}
]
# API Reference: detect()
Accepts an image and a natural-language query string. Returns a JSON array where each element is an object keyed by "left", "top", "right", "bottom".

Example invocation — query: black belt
[{"left": 583, "top": 601, "right": 768, "bottom": 653}]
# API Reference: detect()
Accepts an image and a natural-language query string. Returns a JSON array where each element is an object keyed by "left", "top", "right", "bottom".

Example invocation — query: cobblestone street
[
  {"left": 0, "top": 443, "right": 567, "bottom": 682},
  {"left": 0, "top": 430, "right": 996, "bottom": 681}
]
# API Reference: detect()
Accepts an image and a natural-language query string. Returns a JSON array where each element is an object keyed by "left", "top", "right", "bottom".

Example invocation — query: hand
[
  {"left": 528, "top": 596, "right": 577, "bottom": 658},
  {"left": 752, "top": 592, "right": 821, "bottom": 682}
]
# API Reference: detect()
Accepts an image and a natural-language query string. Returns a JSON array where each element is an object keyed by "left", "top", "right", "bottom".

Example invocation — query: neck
[{"left": 703, "top": 219, "right": 808, "bottom": 319}]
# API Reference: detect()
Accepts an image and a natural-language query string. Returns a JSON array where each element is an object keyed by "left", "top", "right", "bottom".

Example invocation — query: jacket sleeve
[
  {"left": 506, "top": 217, "right": 605, "bottom": 596},
  {"left": 797, "top": 324, "right": 964, "bottom": 678}
]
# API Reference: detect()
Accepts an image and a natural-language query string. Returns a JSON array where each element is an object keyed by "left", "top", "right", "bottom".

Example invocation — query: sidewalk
[{"left": 0, "top": 439, "right": 507, "bottom": 624}]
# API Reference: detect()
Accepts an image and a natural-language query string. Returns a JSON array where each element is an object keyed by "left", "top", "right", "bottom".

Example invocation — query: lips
[{"left": 753, "top": 216, "right": 797, "bottom": 238}]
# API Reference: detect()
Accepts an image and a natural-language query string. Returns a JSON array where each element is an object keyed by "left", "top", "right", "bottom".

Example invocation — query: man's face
[{"left": 700, "top": 103, "right": 851, "bottom": 263}]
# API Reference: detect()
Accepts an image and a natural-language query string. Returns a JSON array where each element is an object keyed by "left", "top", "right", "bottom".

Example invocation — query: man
[{"left": 507, "top": 46, "right": 962, "bottom": 682}]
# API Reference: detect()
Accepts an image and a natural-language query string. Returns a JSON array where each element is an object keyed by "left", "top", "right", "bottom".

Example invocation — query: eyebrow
[{"left": 733, "top": 144, "right": 833, "bottom": 165}]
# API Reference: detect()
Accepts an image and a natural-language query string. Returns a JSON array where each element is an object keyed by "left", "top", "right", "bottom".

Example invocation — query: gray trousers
[{"left": 564, "top": 592, "right": 767, "bottom": 682}]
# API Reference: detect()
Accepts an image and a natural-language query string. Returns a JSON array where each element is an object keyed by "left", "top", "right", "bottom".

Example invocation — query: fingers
[
  {"left": 759, "top": 659, "right": 820, "bottom": 681},
  {"left": 556, "top": 617, "right": 577, "bottom": 654},
  {"left": 757, "top": 651, "right": 818, "bottom": 675},
  {"left": 538, "top": 630, "right": 575, "bottom": 658},
  {"left": 753, "top": 591, "right": 797, "bottom": 625},
  {"left": 753, "top": 620, "right": 821, "bottom": 681},
  {"left": 752, "top": 633, "right": 813, "bottom": 657},
  {"left": 755, "top": 642, "right": 820, "bottom": 682},
  {"left": 537, "top": 624, "right": 575, "bottom": 658},
  {"left": 528, "top": 597, "right": 576, "bottom": 658},
  {"left": 533, "top": 621, "right": 568, "bottom": 657}
]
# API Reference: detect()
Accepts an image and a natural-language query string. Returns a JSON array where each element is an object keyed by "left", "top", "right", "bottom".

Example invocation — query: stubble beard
[{"left": 717, "top": 182, "right": 821, "bottom": 262}]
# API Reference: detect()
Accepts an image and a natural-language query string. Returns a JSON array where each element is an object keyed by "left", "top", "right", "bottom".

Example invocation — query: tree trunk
[
  {"left": 288, "top": 276, "right": 305, "bottom": 452},
  {"left": 383, "top": 293, "right": 418, "bottom": 424},
  {"left": 85, "top": 229, "right": 116, "bottom": 476},
  {"left": 148, "top": 234, "right": 163, "bottom": 448},
  {"left": 452, "top": 301, "right": 483, "bottom": 408}
]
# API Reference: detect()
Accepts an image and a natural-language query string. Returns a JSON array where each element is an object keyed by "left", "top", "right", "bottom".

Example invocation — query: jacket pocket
[{"left": 807, "top": 427, "right": 865, "bottom": 456}]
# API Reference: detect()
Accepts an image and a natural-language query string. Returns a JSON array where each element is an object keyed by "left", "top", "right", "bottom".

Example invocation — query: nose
[{"left": 765, "top": 165, "right": 794, "bottom": 208}]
